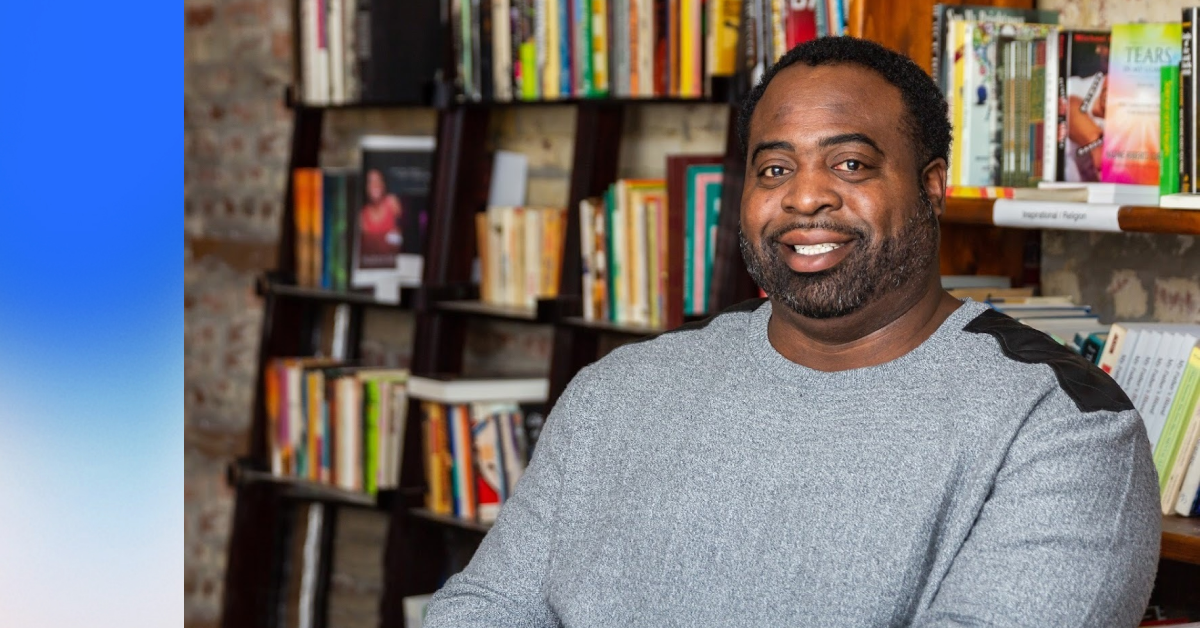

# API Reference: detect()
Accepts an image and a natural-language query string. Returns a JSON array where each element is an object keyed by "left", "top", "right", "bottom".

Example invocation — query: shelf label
[{"left": 992, "top": 200, "right": 1121, "bottom": 232}]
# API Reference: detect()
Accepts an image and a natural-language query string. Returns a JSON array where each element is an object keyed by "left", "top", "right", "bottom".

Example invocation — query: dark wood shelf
[
  {"left": 941, "top": 197, "right": 1200, "bottom": 235},
  {"left": 229, "top": 465, "right": 378, "bottom": 508},
  {"left": 1162, "top": 515, "right": 1200, "bottom": 566},
  {"left": 433, "top": 299, "right": 540, "bottom": 322},
  {"left": 258, "top": 275, "right": 417, "bottom": 308},
  {"left": 559, "top": 315, "right": 666, "bottom": 336},
  {"left": 408, "top": 507, "right": 493, "bottom": 534}
]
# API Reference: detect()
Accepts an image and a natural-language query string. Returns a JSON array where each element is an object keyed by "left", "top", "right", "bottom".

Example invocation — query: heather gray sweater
[{"left": 424, "top": 299, "right": 1161, "bottom": 627}]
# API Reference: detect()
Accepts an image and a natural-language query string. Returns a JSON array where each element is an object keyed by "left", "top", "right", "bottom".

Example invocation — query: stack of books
[
  {"left": 580, "top": 156, "right": 723, "bottom": 329},
  {"left": 263, "top": 359, "right": 411, "bottom": 496},
  {"left": 475, "top": 206, "right": 567, "bottom": 309},
  {"left": 1095, "top": 324, "right": 1200, "bottom": 517},
  {"left": 934, "top": 4, "right": 1200, "bottom": 208},
  {"left": 411, "top": 376, "right": 549, "bottom": 523}
]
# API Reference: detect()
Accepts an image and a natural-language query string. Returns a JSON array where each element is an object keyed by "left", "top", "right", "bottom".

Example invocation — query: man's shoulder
[{"left": 955, "top": 305, "right": 1133, "bottom": 415}]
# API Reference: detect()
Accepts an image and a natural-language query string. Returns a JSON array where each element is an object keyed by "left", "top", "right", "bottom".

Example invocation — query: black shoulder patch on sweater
[{"left": 964, "top": 309, "right": 1133, "bottom": 414}]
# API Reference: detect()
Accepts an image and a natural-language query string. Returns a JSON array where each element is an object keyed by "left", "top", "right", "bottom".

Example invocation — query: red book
[
  {"left": 785, "top": 4, "right": 817, "bottom": 49},
  {"left": 665, "top": 154, "right": 722, "bottom": 329}
]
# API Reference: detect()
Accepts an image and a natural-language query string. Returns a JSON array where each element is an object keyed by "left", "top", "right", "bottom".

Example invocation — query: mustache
[{"left": 764, "top": 221, "right": 868, "bottom": 242}]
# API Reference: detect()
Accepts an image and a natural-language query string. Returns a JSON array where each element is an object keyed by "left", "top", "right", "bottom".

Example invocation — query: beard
[{"left": 740, "top": 189, "right": 939, "bottom": 320}]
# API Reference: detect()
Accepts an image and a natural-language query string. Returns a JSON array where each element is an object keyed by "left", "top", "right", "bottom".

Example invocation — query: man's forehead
[{"left": 752, "top": 65, "right": 902, "bottom": 136}]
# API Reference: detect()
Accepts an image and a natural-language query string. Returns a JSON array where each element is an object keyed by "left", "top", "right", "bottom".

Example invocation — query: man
[{"left": 424, "top": 37, "right": 1160, "bottom": 627}]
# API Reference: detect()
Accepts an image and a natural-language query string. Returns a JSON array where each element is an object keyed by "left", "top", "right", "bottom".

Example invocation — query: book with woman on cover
[{"left": 352, "top": 135, "right": 435, "bottom": 298}]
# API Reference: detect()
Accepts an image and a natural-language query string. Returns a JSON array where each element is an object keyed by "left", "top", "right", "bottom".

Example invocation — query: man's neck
[{"left": 766, "top": 275, "right": 962, "bottom": 372}]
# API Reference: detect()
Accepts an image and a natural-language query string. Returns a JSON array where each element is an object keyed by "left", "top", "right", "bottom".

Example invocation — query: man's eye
[
  {"left": 759, "top": 165, "right": 788, "bottom": 178},
  {"left": 834, "top": 159, "right": 864, "bottom": 172}
]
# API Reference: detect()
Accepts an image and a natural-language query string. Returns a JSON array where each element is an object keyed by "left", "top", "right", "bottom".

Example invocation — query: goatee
[{"left": 740, "top": 190, "right": 939, "bottom": 319}]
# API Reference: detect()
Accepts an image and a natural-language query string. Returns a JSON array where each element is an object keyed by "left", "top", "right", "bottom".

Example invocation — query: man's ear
[{"left": 921, "top": 158, "right": 948, "bottom": 218}]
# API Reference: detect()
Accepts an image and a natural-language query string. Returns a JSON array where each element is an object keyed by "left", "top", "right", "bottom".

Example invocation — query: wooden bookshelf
[
  {"left": 1162, "top": 515, "right": 1200, "bottom": 566},
  {"left": 229, "top": 465, "right": 378, "bottom": 508},
  {"left": 559, "top": 315, "right": 666, "bottom": 336},
  {"left": 258, "top": 274, "right": 417, "bottom": 308},
  {"left": 408, "top": 507, "right": 494, "bottom": 534},
  {"left": 433, "top": 299, "right": 539, "bottom": 322},
  {"left": 941, "top": 197, "right": 1200, "bottom": 235}
]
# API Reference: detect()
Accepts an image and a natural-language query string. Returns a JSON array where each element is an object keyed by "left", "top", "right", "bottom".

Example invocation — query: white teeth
[{"left": 793, "top": 243, "right": 843, "bottom": 256}]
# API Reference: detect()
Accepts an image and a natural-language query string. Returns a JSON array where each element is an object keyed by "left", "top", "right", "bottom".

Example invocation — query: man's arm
[
  {"left": 422, "top": 379, "right": 582, "bottom": 627},
  {"left": 915, "top": 391, "right": 1161, "bottom": 628}
]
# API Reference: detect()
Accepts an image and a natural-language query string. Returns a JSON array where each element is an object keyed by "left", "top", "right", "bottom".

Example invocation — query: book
[
  {"left": 1160, "top": 193, "right": 1200, "bottom": 209},
  {"left": 1102, "top": 23, "right": 1183, "bottom": 185},
  {"left": 1182, "top": 8, "right": 1197, "bottom": 193},
  {"left": 1036, "top": 181, "right": 1162, "bottom": 204},
  {"left": 353, "top": 136, "right": 436, "bottom": 298},
  {"left": 1161, "top": 65, "right": 1182, "bottom": 195},
  {"left": 1175, "top": 436, "right": 1200, "bottom": 515},
  {"left": 1056, "top": 30, "right": 1110, "bottom": 183},
  {"left": 408, "top": 375, "right": 550, "bottom": 404},
  {"left": 354, "top": 0, "right": 444, "bottom": 104},
  {"left": 931, "top": 4, "right": 1059, "bottom": 96}
]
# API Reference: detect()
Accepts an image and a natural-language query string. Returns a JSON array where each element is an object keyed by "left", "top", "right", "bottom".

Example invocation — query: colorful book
[
  {"left": 1056, "top": 30, "right": 1110, "bottom": 183},
  {"left": 1102, "top": 23, "right": 1182, "bottom": 185},
  {"left": 1162, "top": 64, "right": 1182, "bottom": 195}
]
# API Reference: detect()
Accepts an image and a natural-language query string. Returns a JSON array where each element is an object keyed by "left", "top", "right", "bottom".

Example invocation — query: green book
[
  {"left": 1162, "top": 64, "right": 1182, "bottom": 195},
  {"left": 704, "top": 180, "right": 723, "bottom": 314},
  {"left": 363, "top": 379, "right": 381, "bottom": 496},
  {"left": 520, "top": 42, "right": 538, "bottom": 100},
  {"left": 1155, "top": 346, "right": 1200, "bottom": 493},
  {"left": 604, "top": 185, "right": 618, "bottom": 322}
]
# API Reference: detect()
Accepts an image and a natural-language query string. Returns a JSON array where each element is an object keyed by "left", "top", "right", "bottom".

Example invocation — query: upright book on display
[
  {"left": 352, "top": 136, "right": 436, "bottom": 301},
  {"left": 1101, "top": 23, "right": 1182, "bottom": 186},
  {"left": 1056, "top": 30, "right": 1110, "bottom": 183}
]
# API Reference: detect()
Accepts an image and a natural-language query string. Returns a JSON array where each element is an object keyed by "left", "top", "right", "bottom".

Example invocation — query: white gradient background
[{"left": 0, "top": 0, "right": 181, "bottom": 625}]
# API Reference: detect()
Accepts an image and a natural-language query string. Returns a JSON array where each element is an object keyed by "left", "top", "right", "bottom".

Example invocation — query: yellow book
[
  {"left": 707, "top": 0, "right": 740, "bottom": 78},
  {"left": 679, "top": 0, "right": 700, "bottom": 97},
  {"left": 951, "top": 21, "right": 969, "bottom": 186},
  {"left": 545, "top": 0, "right": 561, "bottom": 99},
  {"left": 591, "top": 0, "right": 610, "bottom": 94},
  {"left": 306, "top": 370, "right": 324, "bottom": 482}
]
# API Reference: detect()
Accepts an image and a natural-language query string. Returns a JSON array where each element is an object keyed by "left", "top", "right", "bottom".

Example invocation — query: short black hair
[{"left": 737, "top": 36, "right": 951, "bottom": 172}]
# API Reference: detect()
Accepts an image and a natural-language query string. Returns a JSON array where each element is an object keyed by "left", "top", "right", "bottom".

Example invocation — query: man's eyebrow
[
  {"left": 818, "top": 132, "right": 883, "bottom": 154},
  {"left": 750, "top": 140, "right": 793, "bottom": 163}
]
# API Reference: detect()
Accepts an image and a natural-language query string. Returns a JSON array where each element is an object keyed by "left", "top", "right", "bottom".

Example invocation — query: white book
[
  {"left": 327, "top": 0, "right": 345, "bottom": 103},
  {"left": 387, "top": 384, "right": 409, "bottom": 490},
  {"left": 1113, "top": 329, "right": 1146, "bottom": 389},
  {"left": 524, "top": 208, "right": 542, "bottom": 307},
  {"left": 336, "top": 377, "right": 360, "bottom": 491},
  {"left": 1147, "top": 334, "right": 1199, "bottom": 426},
  {"left": 1124, "top": 331, "right": 1164, "bottom": 417},
  {"left": 630, "top": 192, "right": 649, "bottom": 325},
  {"left": 493, "top": 0, "right": 513, "bottom": 102},
  {"left": 1159, "top": 193, "right": 1200, "bottom": 209},
  {"left": 1136, "top": 333, "right": 1178, "bottom": 441},
  {"left": 486, "top": 207, "right": 506, "bottom": 305},
  {"left": 1036, "top": 181, "right": 1161, "bottom": 205},
  {"left": 408, "top": 376, "right": 549, "bottom": 404},
  {"left": 1175, "top": 437, "right": 1200, "bottom": 515},
  {"left": 300, "top": 0, "right": 320, "bottom": 104},
  {"left": 1041, "top": 31, "right": 1060, "bottom": 183}
]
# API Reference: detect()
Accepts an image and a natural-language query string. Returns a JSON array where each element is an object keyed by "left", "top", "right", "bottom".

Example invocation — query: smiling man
[{"left": 423, "top": 37, "right": 1160, "bottom": 627}]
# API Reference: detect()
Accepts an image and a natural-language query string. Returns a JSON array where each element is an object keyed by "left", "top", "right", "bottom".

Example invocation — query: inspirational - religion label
[{"left": 992, "top": 200, "right": 1122, "bottom": 232}]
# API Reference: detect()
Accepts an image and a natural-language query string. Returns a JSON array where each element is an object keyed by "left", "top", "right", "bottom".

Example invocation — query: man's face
[{"left": 740, "top": 63, "right": 941, "bottom": 320}]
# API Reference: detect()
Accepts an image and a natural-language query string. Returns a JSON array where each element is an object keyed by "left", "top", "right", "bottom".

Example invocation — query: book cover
[
  {"left": 1102, "top": 23, "right": 1182, "bottom": 185},
  {"left": 1057, "top": 30, "right": 1110, "bottom": 183},
  {"left": 1161, "top": 64, "right": 1182, "bottom": 195},
  {"left": 470, "top": 407, "right": 505, "bottom": 522},
  {"left": 1155, "top": 345, "right": 1200, "bottom": 493},
  {"left": 354, "top": 136, "right": 435, "bottom": 293},
  {"left": 684, "top": 165, "right": 722, "bottom": 314}
]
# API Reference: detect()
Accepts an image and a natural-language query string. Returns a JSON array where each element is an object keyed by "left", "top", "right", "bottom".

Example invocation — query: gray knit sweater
[{"left": 424, "top": 299, "right": 1161, "bottom": 627}]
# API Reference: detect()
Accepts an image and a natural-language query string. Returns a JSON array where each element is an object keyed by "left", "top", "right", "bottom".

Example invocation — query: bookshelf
[
  {"left": 219, "top": 1, "right": 1200, "bottom": 627},
  {"left": 941, "top": 197, "right": 1200, "bottom": 235}
]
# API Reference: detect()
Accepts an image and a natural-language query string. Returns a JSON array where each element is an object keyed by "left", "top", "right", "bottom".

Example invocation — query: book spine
[
  {"left": 1183, "top": 8, "right": 1197, "bottom": 193},
  {"left": 1055, "top": 31, "right": 1069, "bottom": 182},
  {"left": 560, "top": 0, "right": 572, "bottom": 98},
  {"left": 591, "top": 0, "right": 608, "bottom": 96},
  {"left": 1155, "top": 347, "right": 1200, "bottom": 493},
  {"left": 931, "top": 4, "right": 944, "bottom": 92},
  {"left": 1162, "top": 64, "right": 1181, "bottom": 195}
]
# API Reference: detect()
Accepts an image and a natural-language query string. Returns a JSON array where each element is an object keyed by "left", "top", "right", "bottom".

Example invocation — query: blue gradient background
[{"left": 0, "top": 1, "right": 180, "bottom": 625}]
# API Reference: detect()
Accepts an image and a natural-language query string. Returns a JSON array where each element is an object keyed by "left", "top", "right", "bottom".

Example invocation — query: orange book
[
  {"left": 630, "top": 0, "right": 640, "bottom": 95},
  {"left": 292, "top": 169, "right": 313, "bottom": 287},
  {"left": 476, "top": 212, "right": 491, "bottom": 302}
]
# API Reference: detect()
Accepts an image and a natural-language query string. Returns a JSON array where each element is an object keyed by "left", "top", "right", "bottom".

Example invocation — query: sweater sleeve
[
  {"left": 914, "top": 390, "right": 1161, "bottom": 628},
  {"left": 421, "top": 379, "right": 581, "bottom": 628}
]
